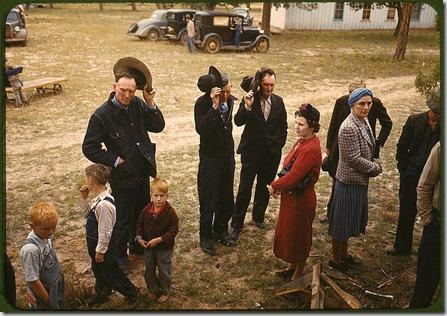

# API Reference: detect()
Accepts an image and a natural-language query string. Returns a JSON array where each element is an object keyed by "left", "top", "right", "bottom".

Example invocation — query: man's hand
[
  {"left": 143, "top": 85, "right": 156, "bottom": 107},
  {"left": 95, "top": 252, "right": 104, "bottom": 263},
  {"left": 80, "top": 185, "right": 89, "bottom": 199},
  {"left": 147, "top": 237, "right": 162, "bottom": 248},
  {"left": 137, "top": 239, "right": 149, "bottom": 248},
  {"left": 267, "top": 185, "right": 279, "bottom": 199},
  {"left": 244, "top": 90, "right": 254, "bottom": 109},
  {"left": 210, "top": 87, "right": 221, "bottom": 110}
]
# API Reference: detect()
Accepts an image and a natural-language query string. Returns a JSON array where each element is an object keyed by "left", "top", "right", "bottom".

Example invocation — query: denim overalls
[{"left": 23, "top": 237, "right": 65, "bottom": 309}]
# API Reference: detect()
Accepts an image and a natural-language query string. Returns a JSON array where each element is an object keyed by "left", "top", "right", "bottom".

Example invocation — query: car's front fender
[
  {"left": 249, "top": 35, "right": 270, "bottom": 47},
  {"left": 200, "top": 33, "right": 222, "bottom": 48},
  {"left": 136, "top": 25, "right": 162, "bottom": 38}
]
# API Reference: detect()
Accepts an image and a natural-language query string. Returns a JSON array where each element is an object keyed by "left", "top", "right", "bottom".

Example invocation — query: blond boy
[{"left": 20, "top": 202, "right": 65, "bottom": 309}]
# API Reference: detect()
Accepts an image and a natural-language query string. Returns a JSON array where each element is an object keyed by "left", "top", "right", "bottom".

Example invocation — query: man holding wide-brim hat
[
  {"left": 194, "top": 66, "right": 237, "bottom": 255},
  {"left": 82, "top": 57, "right": 165, "bottom": 273}
]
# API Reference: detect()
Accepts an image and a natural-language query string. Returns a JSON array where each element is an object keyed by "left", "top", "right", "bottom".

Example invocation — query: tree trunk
[
  {"left": 393, "top": 3, "right": 413, "bottom": 61},
  {"left": 99, "top": 3, "right": 104, "bottom": 11},
  {"left": 393, "top": 4, "right": 403, "bottom": 37},
  {"left": 261, "top": 2, "right": 272, "bottom": 34},
  {"left": 131, "top": 3, "right": 137, "bottom": 11}
]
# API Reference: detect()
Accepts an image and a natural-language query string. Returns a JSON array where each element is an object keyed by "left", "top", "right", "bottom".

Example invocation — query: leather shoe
[
  {"left": 253, "top": 220, "right": 267, "bottom": 229},
  {"left": 328, "top": 260, "right": 348, "bottom": 273},
  {"left": 201, "top": 238, "right": 216, "bottom": 256},
  {"left": 229, "top": 228, "right": 240, "bottom": 244},
  {"left": 275, "top": 268, "right": 295, "bottom": 279},
  {"left": 342, "top": 255, "right": 359, "bottom": 265},
  {"left": 385, "top": 245, "right": 409, "bottom": 256}
]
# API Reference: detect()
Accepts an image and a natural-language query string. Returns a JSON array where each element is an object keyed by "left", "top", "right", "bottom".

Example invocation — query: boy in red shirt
[{"left": 136, "top": 177, "right": 179, "bottom": 303}]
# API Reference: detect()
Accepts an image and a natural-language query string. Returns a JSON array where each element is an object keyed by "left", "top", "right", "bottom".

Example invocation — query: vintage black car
[
  {"left": 127, "top": 9, "right": 168, "bottom": 41},
  {"left": 232, "top": 7, "right": 254, "bottom": 26},
  {"left": 194, "top": 11, "right": 269, "bottom": 54},
  {"left": 165, "top": 9, "right": 196, "bottom": 44},
  {"left": 5, "top": 7, "right": 27, "bottom": 46}
]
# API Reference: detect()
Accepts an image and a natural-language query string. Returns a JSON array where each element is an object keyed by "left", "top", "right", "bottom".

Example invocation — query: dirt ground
[{"left": 4, "top": 3, "right": 441, "bottom": 312}]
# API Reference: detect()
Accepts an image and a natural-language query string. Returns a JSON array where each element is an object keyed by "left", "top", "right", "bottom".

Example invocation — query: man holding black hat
[
  {"left": 385, "top": 88, "right": 440, "bottom": 256},
  {"left": 229, "top": 67, "right": 288, "bottom": 243},
  {"left": 82, "top": 57, "right": 165, "bottom": 272},
  {"left": 194, "top": 66, "right": 236, "bottom": 256},
  {"left": 194, "top": 66, "right": 236, "bottom": 255}
]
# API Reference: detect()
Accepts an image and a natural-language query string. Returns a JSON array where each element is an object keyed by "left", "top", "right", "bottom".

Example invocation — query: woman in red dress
[{"left": 268, "top": 103, "right": 322, "bottom": 281}]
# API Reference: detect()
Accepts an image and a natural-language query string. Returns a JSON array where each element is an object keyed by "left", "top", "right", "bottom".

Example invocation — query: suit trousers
[
  {"left": 144, "top": 247, "right": 174, "bottom": 295},
  {"left": 232, "top": 149, "right": 281, "bottom": 229},
  {"left": 112, "top": 179, "right": 150, "bottom": 259},
  {"left": 197, "top": 155, "right": 235, "bottom": 240},
  {"left": 410, "top": 212, "right": 440, "bottom": 308},
  {"left": 394, "top": 169, "right": 420, "bottom": 254},
  {"left": 86, "top": 238, "right": 137, "bottom": 298}
]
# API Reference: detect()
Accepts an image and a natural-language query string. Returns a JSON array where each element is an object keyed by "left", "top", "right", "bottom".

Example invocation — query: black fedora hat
[
  {"left": 113, "top": 57, "right": 152, "bottom": 91},
  {"left": 197, "top": 66, "right": 223, "bottom": 93},
  {"left": 240, "top": 71, "right": 261, "bottom": 93}
]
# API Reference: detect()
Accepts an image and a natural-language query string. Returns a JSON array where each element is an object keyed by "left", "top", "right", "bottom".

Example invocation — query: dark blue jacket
[{"left": 82, "top": 92, "right": 165, "bottom": 188}]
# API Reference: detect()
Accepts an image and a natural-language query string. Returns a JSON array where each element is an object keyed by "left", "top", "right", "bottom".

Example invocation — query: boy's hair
[
  {"left": 85, "top": 163, "right": 111, "bottom": 186},
  {"left": 151, "top": 177, "right": 169, "bottom": 194},
  {"left": 29, "top": 202, "right": 58, "bottom": 226}
]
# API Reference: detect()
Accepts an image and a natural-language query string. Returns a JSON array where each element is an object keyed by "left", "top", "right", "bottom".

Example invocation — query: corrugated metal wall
[{"left": 271, "top": 2, "right": 437, "bottom": 30}]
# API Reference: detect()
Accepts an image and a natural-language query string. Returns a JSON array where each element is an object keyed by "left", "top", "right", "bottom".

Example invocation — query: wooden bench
[{"left": 5, "top": 77, "right": 67, "bottom": 96}]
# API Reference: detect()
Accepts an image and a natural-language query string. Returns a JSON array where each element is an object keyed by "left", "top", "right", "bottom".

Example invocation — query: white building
[{"left": 270, "top": 2, "right": 437, "bottom": 30}]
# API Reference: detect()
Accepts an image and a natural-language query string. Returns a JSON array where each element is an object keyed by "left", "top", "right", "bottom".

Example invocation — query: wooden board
[
  {"left": 321, "top": 272, "right": 362, "bottom": 309},
  {"left": 311, "top": 263, "right": 322, "bottom": 309},
  {"left": 5, "top": 77, "right": 67, "bottom": 93},
  {"left": 275, "top": 271, "right": 313, "bottom": 296}
]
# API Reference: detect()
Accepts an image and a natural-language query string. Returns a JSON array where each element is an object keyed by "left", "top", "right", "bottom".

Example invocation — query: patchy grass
[{"left": 5, "top": 3, "right": 440, "bottom": 311}]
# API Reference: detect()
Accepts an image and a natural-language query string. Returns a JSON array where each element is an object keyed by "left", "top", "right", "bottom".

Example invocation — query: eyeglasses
[{"left": 357, "top": 101, "right": 372, "bottom": 107}]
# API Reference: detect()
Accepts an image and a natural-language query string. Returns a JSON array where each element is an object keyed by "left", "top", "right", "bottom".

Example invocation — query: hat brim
[
  {"left": 113, "top": 57, "right": 152, "bottom": 91},
  {"left": 208, "top": 66, "right": 222, "bottom": 89}
]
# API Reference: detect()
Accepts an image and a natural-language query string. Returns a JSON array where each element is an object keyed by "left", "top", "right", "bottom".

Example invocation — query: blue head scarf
[{"left": 348, "top": 88, "right": 373, "bottom": 108}]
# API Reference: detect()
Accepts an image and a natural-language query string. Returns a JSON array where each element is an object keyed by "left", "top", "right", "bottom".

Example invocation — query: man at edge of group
[
  {"left": 385, "top": 89, "right": 440, "bottom": 256},
  {"left": 324, "top": 78, "right": 392, "bottom": 222},
  {"left": 229, "top": 67, "right": 288, "bottom": 243},
  {"left": 194, "top": 66, "right": 237, "bottom": 256},
  {"left": 82, "top": 57, "right": 165, "bottom": 273}
]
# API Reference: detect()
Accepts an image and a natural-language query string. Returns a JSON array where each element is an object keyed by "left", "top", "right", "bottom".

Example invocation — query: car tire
[
  {"left": 205, "top": 36, "right": 221, "bottom": 54},
  {"left": 179, "top": 31, "right": 188, "bottom": 45},
  {"left": 146, "top": 29, "right": 159, "bottom": 41},
  {"left": 255, "top": 38, "right": 269, "bottom": 53}
]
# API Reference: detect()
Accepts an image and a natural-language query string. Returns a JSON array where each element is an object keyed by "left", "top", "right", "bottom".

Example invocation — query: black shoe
[
  {"left": 125, "top": 295, "right": 138, "bottom": 304},
  {"left": 275, "top": 268, "right": 295, "bottom": 279},
  {"left": 201, "top": 238, "right": 216, "bottom": 256},
  {"left": 328, "top": 260, "right": 348, "bottom": 273},
  {"left": 253, "top": 220, "right": 267, "bottom": 229},
  {"left": 342, "top": 255, "right": 359, "bottom": 265},
  {"left": 87, "top": 294, "right": 107, "bottom": 306},
  {"left": 229, "top": 228, "right": 240, "bottom": 244}
]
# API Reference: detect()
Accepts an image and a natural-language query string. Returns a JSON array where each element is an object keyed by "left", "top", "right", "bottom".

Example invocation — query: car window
[
  {"left": 151, "top": 11, "right": 165, "bottom": 19},
  {"left": 213, "top": 16, "right": 228, "bottom": 26},
  {"left": 167, "top": 12, "right": 175, "bottom": 20},
  {"left": 7, "top": 11, "right": 19, "bottom": 22}
]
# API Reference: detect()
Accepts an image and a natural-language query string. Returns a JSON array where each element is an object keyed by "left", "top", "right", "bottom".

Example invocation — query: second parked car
[
  {"left": 5, "top": 7, "right": 27, "bottom": 46},
  {"left": 127, "top": 9, "right": 168, "bottom": 41},
  {"left": 194, "top": 11, "right": 269, "bottom": 54},
  {"left": 165, "top": 9, "right": 197, "bottom": 44}
]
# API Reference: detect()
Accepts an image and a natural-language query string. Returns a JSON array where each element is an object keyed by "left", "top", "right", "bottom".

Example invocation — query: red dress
[{"left": 271, "top": 136, "right": 322, "bottom": 263}]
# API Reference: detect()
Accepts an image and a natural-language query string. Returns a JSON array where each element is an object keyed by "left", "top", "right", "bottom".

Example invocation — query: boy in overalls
[
  {"left": 20, "top": 201, "right": 65, "bottom": 310},
  {"left": 80, "top": 163, "right": 138, "bottom": 306},
  {"left": 5, "top": 57, "right": 29, "bottom": 107}
]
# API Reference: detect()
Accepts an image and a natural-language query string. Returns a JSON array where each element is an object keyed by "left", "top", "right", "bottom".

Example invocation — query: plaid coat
[{"left": 336, "top": 113, "right": 382, "bottom": 185}]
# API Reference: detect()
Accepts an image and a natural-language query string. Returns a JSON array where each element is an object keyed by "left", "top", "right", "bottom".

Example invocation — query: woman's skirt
[{"left": 328, "top": 179, "right": 368, "bottom": 241}]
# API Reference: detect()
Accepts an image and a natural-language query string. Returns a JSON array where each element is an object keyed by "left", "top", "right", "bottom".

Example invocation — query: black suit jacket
[
  {"left": 235, "top": 92, "right": 287, "bottom": 155},
  {"left": 326, "top": 95, "right": 393, "bottom": 160}
]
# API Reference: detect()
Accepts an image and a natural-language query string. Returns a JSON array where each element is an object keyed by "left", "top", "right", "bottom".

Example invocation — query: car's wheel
[
  {"left": 146, "top": 29, "right": 159, "bottom": 41},
  {"left": 255, "top": 38, "right": 269, "bottom": 53},
  {"left": 205, "top": 36, "right": 221, "bottom": 54},
  {"left": 179, "top": 31, "right": 188, "bottom": 45}
]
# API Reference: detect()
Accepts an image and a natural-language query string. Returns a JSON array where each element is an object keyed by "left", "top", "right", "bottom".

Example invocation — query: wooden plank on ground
[
  {"left": 322, "top": 265, "right": 363, "bottom": 288},
  {"left": 274, "top": 271, "right": 312, "bottom": 296},
  {"left": 321, "top": 272, "right": 362, "bottom": 309},
  {"left": 311, "top": 263, "right": 322, "bottom": 309}
]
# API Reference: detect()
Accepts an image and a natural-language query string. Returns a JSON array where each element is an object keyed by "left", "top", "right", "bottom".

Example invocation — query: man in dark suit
[
  {"left": 194, "top": 67, "right": 237, "bottom": 256},
  {"left": 323, "top": 79, "right": 393, "bottom": 221},
  {"left": 229, "top": 67, "right": 288, "bottom": 243},
  {"left": 83, "top": 57, "right": 165, "bottom": 273},
  {"left": 386, "top": 90, "right": 440, "bottom": 256}
]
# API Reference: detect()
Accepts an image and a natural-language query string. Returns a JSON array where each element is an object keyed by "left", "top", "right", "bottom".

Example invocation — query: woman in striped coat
[{"left": 328, "top": 88, "right": 382, "bottom": 272}]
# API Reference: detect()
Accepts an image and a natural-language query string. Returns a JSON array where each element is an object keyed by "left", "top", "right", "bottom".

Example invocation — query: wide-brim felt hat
[
  {"left": 426, "top": 87, "right": 441, "bottom": 114},
  {"left": 197, "top": 66, "right": 223, "bottom": 93},
  {"left": 240, "top": 71, "right": 262, "bottom": 93},
  {"left": 113, "top": 57, "right": 152, "bottom": 91}
]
